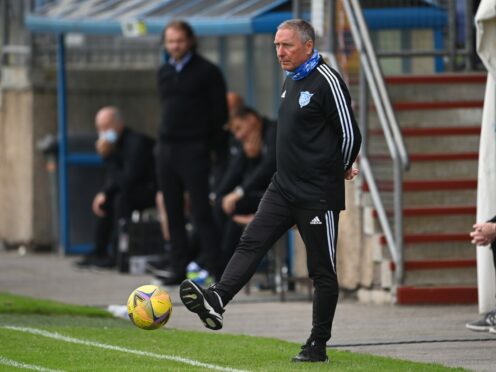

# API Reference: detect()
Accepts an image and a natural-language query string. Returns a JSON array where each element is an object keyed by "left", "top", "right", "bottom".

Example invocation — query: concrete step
[
  {"left": 367, "top": 153, "right": 478, "bottom": 180},
  {"left": 390, "top": 259, "right": 477, "bottom": 287},
  {"left": 404, "top": 188, "right": 477, "bottom": 207},
  {"left": 369, "top": 232, "right": 475, "bottom": 262},
  {"left": 369, "top": 136, "right": 479, "bottom": 154},
  {"left": 361, "top": 188, "right": 477, "bottom": 208},
  {"left": 369, "top": 109, "right": 483, "bottom": 127},
  {"left": 362, "top": 179, "right": 477, "bottom": 207},
  {"left": 395, "top": 286, "right": 478, "bottom": 305},
  {"left": 364, "top": 190, "right": 478, "bottom": 208},
  {"left": 368, "top": 126, "right": 480, "bottom": 153},
  {"left": 404, "top": 154, "right": 478, "bottom": 180},
  {"left": 390, "top": 240, "right": 475, "bottom": 261},
  {"left": 377, "top": 235, "right": 477, "bottom": 288},
  {"left": 384, "top": 74, "right": 487, "bottom": 103},
  {"left": 368, "top": 205, "right": 476, "bottom": 236}
]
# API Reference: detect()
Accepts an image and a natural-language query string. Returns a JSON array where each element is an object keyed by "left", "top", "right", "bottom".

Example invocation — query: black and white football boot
[{"left": 179, "top": 279, "right": 224, "bottom": 330}]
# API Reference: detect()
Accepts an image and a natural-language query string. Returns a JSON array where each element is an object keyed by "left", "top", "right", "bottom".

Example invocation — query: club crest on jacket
[{"left": 299, "top": 91, "right": 313, "bottom": 108}]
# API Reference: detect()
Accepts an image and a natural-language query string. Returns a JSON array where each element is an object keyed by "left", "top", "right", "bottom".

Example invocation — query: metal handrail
[
  {"left": 350, "top": 0, "right": 409, "bottom": 169},
  {"left": 341, "top": 0, "right": 410, "bottom": 285}
]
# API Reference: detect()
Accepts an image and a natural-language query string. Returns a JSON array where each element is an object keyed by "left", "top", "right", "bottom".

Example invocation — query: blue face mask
[{"left": 100, "top": 129, "right": 118, "bottom": 144}]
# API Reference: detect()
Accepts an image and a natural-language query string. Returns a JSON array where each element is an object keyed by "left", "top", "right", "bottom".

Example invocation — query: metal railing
[{"left": 340, "top": 0, "right": 410, "bottom": 285}]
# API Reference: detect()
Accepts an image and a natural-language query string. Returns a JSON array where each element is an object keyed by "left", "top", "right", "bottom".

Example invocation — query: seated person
[
  {"left": 77, "top": 106, "right": 157, "bottom": 268},
  {"left": 210, "top": 92, "right": 246, "bottom": 193},
  {"left": 211, "top": 106, "right": 277, "bottom": 275}
]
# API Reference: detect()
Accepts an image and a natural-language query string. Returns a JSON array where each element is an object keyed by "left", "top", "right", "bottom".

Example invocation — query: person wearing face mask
[{"left": 76, "top": 106, "right": 157, "bottom": 268}]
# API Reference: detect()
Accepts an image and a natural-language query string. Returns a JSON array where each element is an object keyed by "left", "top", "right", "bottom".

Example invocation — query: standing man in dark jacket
[
  {"left": 157, "top": 20, "right": 228, "bottom": 285},
  {"left": 77, "top": 106, "right": 157, "bottom": 268},
  {"left": 179, "top": 19, "right": 361, "bottom": 363}
]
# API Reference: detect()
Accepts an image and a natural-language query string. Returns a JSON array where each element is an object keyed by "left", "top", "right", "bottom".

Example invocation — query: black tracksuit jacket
[
  {"left": 102, "top": 127, "right": 156, "bottom": 199},
  {"left": 273, "top": 58, "right": 362, "bottom": 211}
]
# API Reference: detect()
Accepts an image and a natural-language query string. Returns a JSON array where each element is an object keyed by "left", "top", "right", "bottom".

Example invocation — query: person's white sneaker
[{"left": 489, "top": 327, "right": 496, "bottom": 334}]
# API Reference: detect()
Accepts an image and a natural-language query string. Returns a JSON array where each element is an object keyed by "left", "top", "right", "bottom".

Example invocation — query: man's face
[
  {"left": 230, "top": 116, "right": 254, "bottom": 142},
  {"left": 274, "top": 27, "right": 313, "bottom": 72},
  {"left": 164, "top": 27, "right": 191, "bottom": 61},
  {"left": 94, "top": 109, "right": 122, "bottom": 138}
]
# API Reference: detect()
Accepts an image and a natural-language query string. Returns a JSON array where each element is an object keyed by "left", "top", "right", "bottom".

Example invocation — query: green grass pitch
[{"left": 0, "top": 293, "right": 465, "bottom": 371}]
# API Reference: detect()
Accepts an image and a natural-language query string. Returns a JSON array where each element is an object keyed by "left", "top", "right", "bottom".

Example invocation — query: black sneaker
[
  {"left": 292, "top": 340, "right": 329, "bottom": 363},
  {"left": 466, "top": 309, "right": 496, "bottom": 331},
  {"left": 179, "top": 279, "right": 224, "bottom": 330}
]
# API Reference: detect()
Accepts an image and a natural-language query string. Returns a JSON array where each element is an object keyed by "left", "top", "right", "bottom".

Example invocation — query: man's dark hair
[
  {"left": 230, "top": 106, "right": 261, "bottom": 122},
  {"left": 162, "top": 19, "right": 197, "bottom": 51}
]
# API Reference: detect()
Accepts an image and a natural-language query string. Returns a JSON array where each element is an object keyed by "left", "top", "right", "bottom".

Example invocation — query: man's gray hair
[{"left": 277, "top": 19, "right": 315, "bottom": 43}]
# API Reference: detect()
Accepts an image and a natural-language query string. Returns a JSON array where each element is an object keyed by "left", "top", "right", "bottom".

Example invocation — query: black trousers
[
  {"left": 94, "top": 187, "right": 156, "bottom": 258},
  {"left": 157, "top": 141, "right": 220, "bottom": 277},
  {"left": 214, "top": 191, "right": 265, "bottom": 276},
  {"left": 215, "top": 183, "right": 340, "bottom": 343}
]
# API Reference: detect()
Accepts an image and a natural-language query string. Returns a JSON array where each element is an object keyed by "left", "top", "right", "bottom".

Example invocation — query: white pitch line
[
  {"left": 0, "top": 355, "right": 65, "bottom": 372},
  {"left": 3, "top": 326, "right": 249, "bottom": 372}
]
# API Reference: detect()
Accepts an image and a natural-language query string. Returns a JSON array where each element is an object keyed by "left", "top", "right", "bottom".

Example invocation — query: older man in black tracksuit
[
  {"left": 180, "top": 20, "right": 361, "bottom": 363},
  {"left": 156, "top": 20, "right": 228, "bottom": 285}
]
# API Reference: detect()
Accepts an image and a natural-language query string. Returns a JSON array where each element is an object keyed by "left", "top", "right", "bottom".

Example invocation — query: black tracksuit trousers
[{"left": 215, "top": 183, "right": 340, "bottom": 343}]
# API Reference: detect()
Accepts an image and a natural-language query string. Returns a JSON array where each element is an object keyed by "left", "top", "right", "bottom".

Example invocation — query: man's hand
[
  {"left": 345, "top": 167, "right": 359, "bottom": 180},
  {"left": 243, "top": 131, "right": 262, "bottom": 158},
  {"left": 470, "top": 222, "right": 496, "bottom": 246},
  {"left": 222, "top": 191, "right": 242, "bottom": 215},
  {"left": 92, "top": 192, "right": 107, "bottom": 217},
  {"left": 232, "top": 214, "right": 255, "bottom": 225},
  {"left": 95, "top": 138, "right": 113, "bottom": 158}
]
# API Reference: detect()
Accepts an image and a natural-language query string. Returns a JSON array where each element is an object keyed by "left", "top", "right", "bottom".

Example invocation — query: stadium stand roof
[{"left": 25, "top": 0, "right": 292, "bottom": 35}]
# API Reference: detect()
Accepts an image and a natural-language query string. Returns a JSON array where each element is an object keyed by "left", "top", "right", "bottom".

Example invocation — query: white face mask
[{"left": 99, "top": 129, "right": 118, "bottom": 144}]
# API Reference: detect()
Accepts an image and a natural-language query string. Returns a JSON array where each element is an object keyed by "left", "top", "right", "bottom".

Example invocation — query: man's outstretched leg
[{"left": 179, "top": 184, "right": 294, "bottom": 330}]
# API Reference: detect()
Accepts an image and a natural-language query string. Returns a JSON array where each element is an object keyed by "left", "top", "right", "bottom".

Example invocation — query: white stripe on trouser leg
[{"left": 325, "top": 211, "right": 336, "bottom": 273}]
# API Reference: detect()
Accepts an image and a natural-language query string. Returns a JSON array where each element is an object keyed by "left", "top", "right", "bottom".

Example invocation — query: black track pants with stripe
[{"left": 215, "top": 183, "right": 340, "bottom": 343}]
